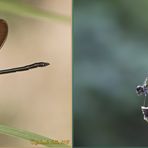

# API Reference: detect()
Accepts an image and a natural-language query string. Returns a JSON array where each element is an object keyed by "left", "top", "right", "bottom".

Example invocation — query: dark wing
[{"left": 0, "top": 19, "right": 8, "bottom": 49}]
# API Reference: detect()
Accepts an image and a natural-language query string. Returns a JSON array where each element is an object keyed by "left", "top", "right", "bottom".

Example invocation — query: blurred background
[
  {"left": 0, "top": 0, "right": 71, "bottom": 146},
  {"left": 74, "top": 0, "right": 148, "bottom": 146}
]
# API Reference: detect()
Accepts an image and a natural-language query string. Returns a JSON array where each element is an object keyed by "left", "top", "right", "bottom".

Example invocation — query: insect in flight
[
  {"left": 136, "top": 78, "right": 148, "bottom": 121},
  {"left": 136, "top": 77, "right": 148, "bottom": 106},
  {"left": 0, "top": 19, "right": 49, "bottom": 75}
]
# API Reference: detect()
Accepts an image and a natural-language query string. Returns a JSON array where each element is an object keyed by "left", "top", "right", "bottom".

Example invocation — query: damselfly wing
[{"left": 0, "top": 19, "right": 8, "bottom": 49}]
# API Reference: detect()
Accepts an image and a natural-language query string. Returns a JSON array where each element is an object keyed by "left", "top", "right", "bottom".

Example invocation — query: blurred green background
[{"left": 74, "top": 0, "right": 148, "bottom": 146}]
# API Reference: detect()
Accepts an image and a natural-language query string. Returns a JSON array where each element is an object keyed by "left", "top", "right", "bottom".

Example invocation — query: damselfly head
[{"left": 136, "top": 85, "right": 145, "bottom": 96}]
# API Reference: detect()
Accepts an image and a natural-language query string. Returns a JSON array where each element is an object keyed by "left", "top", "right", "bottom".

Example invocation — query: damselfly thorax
[{"left": 136, "top": 85, "right": 148, "bottom": 96}]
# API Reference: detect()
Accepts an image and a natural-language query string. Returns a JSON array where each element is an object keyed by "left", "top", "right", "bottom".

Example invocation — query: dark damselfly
[{"left": 0, "top": 19, "right": 49, "bottom": 75}]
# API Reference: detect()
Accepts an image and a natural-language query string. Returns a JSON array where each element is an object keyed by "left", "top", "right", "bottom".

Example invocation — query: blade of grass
[
  {"left": 0, "top": 1, "right": 70, "bottom": 23},
  {"left": 0, "top": 124, "right": 70, "bottom": 147}
]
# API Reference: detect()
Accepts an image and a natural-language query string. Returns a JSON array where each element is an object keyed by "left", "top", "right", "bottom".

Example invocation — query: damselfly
[
  {"left": 136, "top": 77, "right": 148, "bottom": 106},
  {"left": 0, "top": 19, "right": 49, "bottom": 75}
]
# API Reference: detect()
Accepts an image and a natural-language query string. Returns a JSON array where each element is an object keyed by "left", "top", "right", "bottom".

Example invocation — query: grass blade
[{"left": 0, "top": 124, "right": 70, "bottom": 147}]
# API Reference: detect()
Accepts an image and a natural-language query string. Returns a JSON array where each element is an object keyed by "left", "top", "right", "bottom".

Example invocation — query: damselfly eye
[
  {"left": 136, "top": 85, "right": 143, "bottom": 91},
  {"left": 136, "top": 85, "right": 144, "bottom": 95}
]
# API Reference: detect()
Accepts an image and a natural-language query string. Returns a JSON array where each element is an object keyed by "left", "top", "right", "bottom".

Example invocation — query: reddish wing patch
[{"left": 0, "top": 19, "right": 8, "bottom": 49}]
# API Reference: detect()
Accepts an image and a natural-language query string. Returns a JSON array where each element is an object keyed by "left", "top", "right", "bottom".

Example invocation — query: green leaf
[
  {"left": 0, "top": 124, "right": 70, "bottom": 147},
  {"left": 0, "top": 1, "right": 70, "bottom": 22}
]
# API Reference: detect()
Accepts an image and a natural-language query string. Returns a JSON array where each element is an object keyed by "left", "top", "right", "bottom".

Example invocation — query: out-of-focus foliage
[
  {"left": 0, "top": 0, "right": 70, "bottom": 22},
  {"left": 74, "top": 0, "right": 148, "bottom": 146}
]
